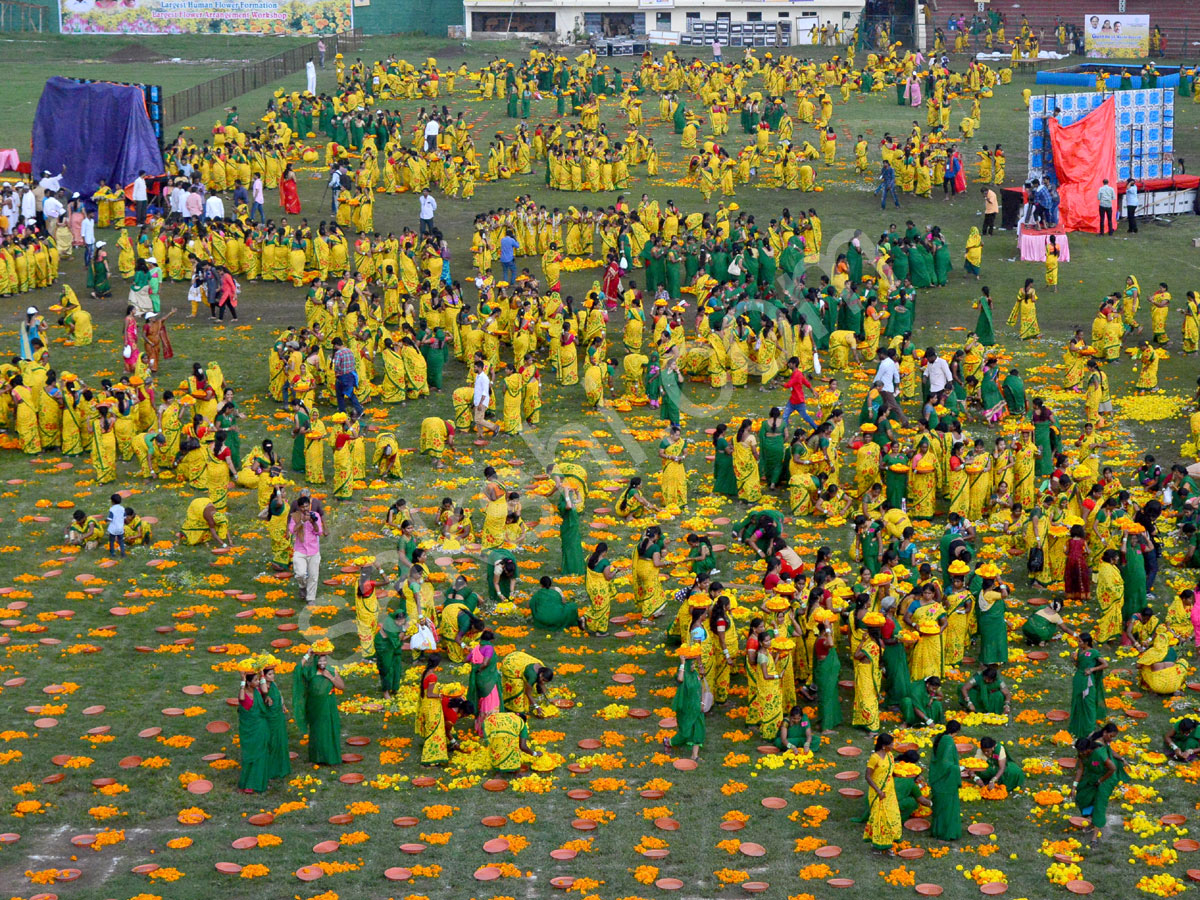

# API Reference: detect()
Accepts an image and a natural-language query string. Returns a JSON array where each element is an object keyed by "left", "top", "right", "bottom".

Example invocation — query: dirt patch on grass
[{"left": 104, "top": 43, "right": 168, "bottom": 64}]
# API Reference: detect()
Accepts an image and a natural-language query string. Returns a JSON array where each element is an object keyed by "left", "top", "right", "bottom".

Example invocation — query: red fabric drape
[{"left": 1049, "top": 97, "right": 1117, "bottom": 234}]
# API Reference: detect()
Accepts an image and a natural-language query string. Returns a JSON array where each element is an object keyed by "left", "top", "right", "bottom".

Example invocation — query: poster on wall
[
  {"left": 59, "top": 0, "right": 353, "bottom": 36},
  {"left": 1083, "top": 13, "right": 1150, "bottom": 58}
]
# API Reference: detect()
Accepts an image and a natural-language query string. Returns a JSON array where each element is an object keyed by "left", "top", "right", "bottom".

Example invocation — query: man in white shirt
[
  {"left": 1096, "top": 178, "right": 1115, "bottom": 235},
  {"left": 472, "top": 360, "right": 499, "bottom": 436},
  {"left": 132, "top": 171, "right": 148, "bottom": 224},
  {"left": 42, "top": 190, "right": 65, "bottom": 224},
  {"left": 874, "top": 348, "right": 909, "bottom": 425},
  {"left": 81, "top": 208, "right": 96, "bottom": 266},
  {"left": 423, "top": 116, "right": 441, "bottom": 152},
  {"left": 923, "top": 347, "right": 953, "bottom": 396},
  {"left": 1125, "top": 180, "right": 1139, "bottom": 234},
  {"left": 418, "top": 188, "right": 437, "bottom": 236},
  {"left": 19, "top": 187, "right": 36, "bottom": 226},
  {"left": 251, "top": 175, "right": 265, "bottom": 223},
  {"left": 204, "top": 192, "right": 225, "bottom": 221},
  {"left": 306, "top": 59, "right": 317, "bottom": 95},
  {"left": 38, "top": 169, "right": 64, "bottom": 193}
]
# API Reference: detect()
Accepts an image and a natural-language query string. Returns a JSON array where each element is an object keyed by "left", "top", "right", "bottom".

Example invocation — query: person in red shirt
[
  {"left": 782, "top": 356, "right": 818, "bottom": 430},
  {"left": 441, "top": 695, "right": 474, "bottom": 752}
]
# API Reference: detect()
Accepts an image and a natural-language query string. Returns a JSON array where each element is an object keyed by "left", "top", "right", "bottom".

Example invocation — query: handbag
[
  {"left": 812, "top": 350, "right": 822, "bottom": 375},
  {"left": 411, "top": 620, "right": 437, "bottom": 651},
  {"left": 728, "top": 259, "right": 742, "bottom": 277},
  {"left": 1026, "top": 545, "right": 1044, "bottom": 573}
]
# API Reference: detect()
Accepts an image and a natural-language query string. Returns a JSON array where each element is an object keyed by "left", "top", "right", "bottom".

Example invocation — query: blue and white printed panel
[{"left": 1028, "top": 88, "right": 1173, "bottom": 183}]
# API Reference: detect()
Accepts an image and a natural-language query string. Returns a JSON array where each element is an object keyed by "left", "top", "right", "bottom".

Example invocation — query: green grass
[{"left": 0, "top": 37, "right": 1197, "bottom": 900}]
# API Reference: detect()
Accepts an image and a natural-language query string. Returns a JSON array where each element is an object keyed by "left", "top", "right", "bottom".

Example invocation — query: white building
[{"left": 463, "top": 0, "right": 867, "bottom": 48}]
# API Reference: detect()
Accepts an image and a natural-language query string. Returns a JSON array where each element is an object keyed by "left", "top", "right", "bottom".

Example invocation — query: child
[{"left": 106, "top": 493, "right": 127, "bottom": 558}]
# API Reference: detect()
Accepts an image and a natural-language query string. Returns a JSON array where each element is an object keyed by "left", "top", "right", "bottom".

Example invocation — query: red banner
[{"left": 1049, "top": 97, "right": 1117, "bottom": 234}]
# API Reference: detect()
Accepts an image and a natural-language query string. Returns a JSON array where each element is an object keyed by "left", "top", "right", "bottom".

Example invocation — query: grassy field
[{"left": 0, "top": 35, "right": 1198, "bottom": 900}]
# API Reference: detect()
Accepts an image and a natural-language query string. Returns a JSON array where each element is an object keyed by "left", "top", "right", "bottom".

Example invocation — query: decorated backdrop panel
[
  {"left": 59, "top": 0, "right": 352, "bottom": 36},
  {"left": 1029, "top": 88, "right": 1173, "bottom": 184}
]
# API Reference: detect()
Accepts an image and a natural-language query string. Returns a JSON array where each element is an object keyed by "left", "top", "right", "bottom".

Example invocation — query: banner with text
[
  {"left": 59, "top": 0, "right": 352, "bottom": 36},
  {"left": 1083, "top": 13, "right": 1150, "bottom": 59}
]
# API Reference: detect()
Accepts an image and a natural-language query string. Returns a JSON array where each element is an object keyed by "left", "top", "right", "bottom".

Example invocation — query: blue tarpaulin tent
[{"left": 31, "top": 76, "right": 164, "bottom": 196}]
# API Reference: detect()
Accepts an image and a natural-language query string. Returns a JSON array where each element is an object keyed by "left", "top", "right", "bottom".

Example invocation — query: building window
[
  {"left": 747, "top": 11, "right": 761, "bottom": 22},
  {"left": 656, "top": 11, "right": 671, "bottom": 28}
]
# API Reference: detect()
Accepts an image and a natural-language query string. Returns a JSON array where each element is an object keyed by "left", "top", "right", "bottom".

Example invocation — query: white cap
[
  {"left": 144, "top": 312, "right": 156, "bottom": 320},
  {"left": 25, "top": 306, "right": 37, "bottom": 315},
  {"left": 95, "top": 241, "right": 107, "bottom": 248},
  {"left": 146, "top": 256, "right": 157, "bottom": 264},
  {"left": 70, "top": 192, "right": 80, "bottom": 200}
]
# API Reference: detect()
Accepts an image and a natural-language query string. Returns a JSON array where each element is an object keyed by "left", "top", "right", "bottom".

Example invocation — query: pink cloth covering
[
  {"left": 1017, "top": 226, "right": 1071, "bottom": 263},
  {"left": 0, "top": 149, "right": 20, "bottom": 171}
]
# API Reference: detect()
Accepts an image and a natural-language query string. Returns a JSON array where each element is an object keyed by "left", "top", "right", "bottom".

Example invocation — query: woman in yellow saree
[
  {"left": 10, "top": 378, "right": 40, "bottom": 454},
  {"left": 946, "top": 449, "right": 969, "bottom": 516},
  {"left": 485, "top": 711, "right": 534, "bottom": 772},
  {"left": 1007, "top": 278, "right": 1041, "bottom": 339},
  {"left": 331, "top": 421, "right": 353, "bottom": 500},
  {"left": 909, "top": 594, "right": 946, "bottom": 681},
  {"left": 584, "top": 543, "right": 617, "bottom": 635},
  {"left": 417, "top": 655, "right": 449, "bottom": 765},
  {"left": 90, "top": 405, "right": 117, "bottom": 483},
  {"left": 304, "top": 416, "right": 327, "bottom": 484},
  {"left": 733, "top": 418, "right": 762, "bottom": 503},
  {"left": 908, "top": 440, "right": 937, "bottom": 518},
  {"left": 853, "top": 615, "right": 884, "bottom": 734},
  {"left": 1094, "top": 549, "right": 1124, "bottom": 643},
  {"left": 658, "top": 423, "right": 688, "bottom": 508},
  {"left": 501, "top": 366, "right": 524, "bottom": 433},
  {"left": 419, "top": 417, "right": 454, "bottom": 468},
  {"left": 863, "top": 734, "right": 902, "bottom": 851},
  {"left": 353, "top": 567, "right": 381, "bottom": 656},
  {"left": 582, "top": 359, "right": 605, "bottom": 408},
  {"left": 400, "top": 338, "right": 429, "bottom": 399},
  {"left": 480, "top": 481, "right": 508, "bottom": 549},
  {"left": 633, "top": 525, "right": 668, "bottom": 619},
  {"left": 1137, "top": 626, "right": 1185, "bottom": 695},
  {"left": 558, "top": 324, "right": 579, "bottom": 385},
  {"left": 378, "top": 339, "right": 406, "bottom": 402},
  {"left": 754, "top": 632, "right": 786, "bottom": 740}
]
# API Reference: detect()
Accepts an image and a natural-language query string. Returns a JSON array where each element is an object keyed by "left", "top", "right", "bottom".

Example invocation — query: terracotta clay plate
[
  {"left": 1188, "top": 870, "right": 1200, "bottom": 883},
  {"left": 1175, "top": 839, "right": 1200, "bottom": 852},
  {"left": 400, "top": 843, "right": 426, "bottom": 854},
  {"left": 571, "top": 819, "right": 596, "bottom": 832},
  {"left": 566, "top": 789, "right": 592, "bottom": 800},
  {"left": 827, "top": 878, "right": 855, "bottom": 888},
  {"left": 838, "top": 787, "right": 864, "bottom": 798},
  {"left": 654, "top": 817, "right": 680, "bottom": 831},
  {"left": 550, "top": 848, "right": 577, "bottom": 860},
  {"left": 904, "top": 818, "right": 931, "bottom": 832},
  {"left": 411, "top": 776, "right": 436, "bottom": 787},
  {"left": 383, "top": 867, "right": 412, "bottom": 881},
  {"left": 898, "top": 847, "right": 925, "bottom": 859},
  {"left": 1065, "top": 881, "right": 1094, "bottom": 895},
  {"left": 474, "top": 866, "right": 501, "bottom": 881},
  {"left": 1026, "top": 650, "right": 1049, "bottom": 661},
  {"left": 483, "top": 778, "right": 508, "bottom": 792},
  {"left": 231, "top": 836, "right": 257, "bottom": 850},
  {"left": 1162, "top": 814, "right": 1188, "bottom": 825},
  {"left": 481, "top": 815, "right": 507, "bottom": 827},
  {"left": 0, "top": 833, "right": 19, "bottom": 845},
  {"left": 672, "top": 758, "right": 697, "bottom": 771},
  {"left": 338, "top": 772, "right": 364, "bottom": 784},
  {"left": 328, "top": 813, "right": 353, "bottom": 825},
  {"left": 979, "top": 884, "right": 1007, "bottom": 895},
  {"left": 836, "top": 746, "right": 862, "bottom": 757},
  {"left": 577, "top": 738, "right": 602, "bottom": 750},
  {"left": 346, "top": 736, "right": 370, "bottom": 746},
  {"left": 739, "top": 842, "right": 766, "bottom": 857},
  {"left": 815, "top": 845, "right": 842, "bottom": 858},
  {"left": 483, "top": 838, "right": 510, "bottom": 854},
  {"left": 612, "top": 673, "right": 635, "bottom": 684},
  {"left": 967, "top": 823, "right": 994, "bottom": 836},
  {"left": 215, "top": 862, "right": 243, "bottom": 874},
  {"left": 1046, "top": 709, "right": 1069, "bottom": 721},
  {"left": 655, "top": 878, "right": 684, "bottom": 890},
  {"left": 550, "top": 876, "right": 575, "bottom": 889},
  {"left": 394, "top": 816, "right": 419, "bottom": 827},
  {"left": 916, "top": 885, "right": 944, "bottom": 897},
  {"left": 313, "top": 840, "right": 339, "bottom": 854},
  {"left": 248, "top": 813, "right": 275, "bottom": 827},
  {"left": 742, "top": 882, "right": 770, "bottom": 893},
  {"left": 186, "top": 779, "right": 213, "bottom": 795},
  {"left": 640, "top": 848, "right": 669, "bottom": 859},
  {"left": 834, "top": 771, "right": 859, "bottom": 781},
  {"left": 639, "top": 789, "right": 665, "bottom": 799},
  {"left": 761, "top": 797, "right": 787, "bottom": 809},
  {"left": 295, "top": 865, "right": 323, "bottom": 882}
]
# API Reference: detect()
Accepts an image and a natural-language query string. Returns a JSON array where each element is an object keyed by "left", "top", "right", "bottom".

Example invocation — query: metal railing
[
  {"left": 0, "top": 0, "right": 46, "bottom": 32},
  {"left": 162, "top": 28, "right": 364, "bottom": 128}
]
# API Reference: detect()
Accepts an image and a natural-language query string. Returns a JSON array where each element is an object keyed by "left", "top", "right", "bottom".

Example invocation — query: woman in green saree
[
  {"left": 811, "top": 615, "right": 843, "bottom": 732},
  {"left": 1067, "top": 632, "right": 1108, "bottom": 740},
  {"left": 551, "top": 470, "right": 585, "bottom": 575},
  {"left": 758, "top": 408, "right": 787, "bottom": 489},
  {"left": 529, "top": 575, "right": 581, "bottom": 630},
  {"left": 236, "top": 666, "right": 272, "bottom": 792},
  {"left": 928, "top": 722, "right": 963, "bottom": 840},
  {"left": 292, "top": 642, "right": 344, "bottom": 766},
  {"left": 975, "top": 574, "right": 1009, "bottom": 665},
  {"left": 665, "top": 645, "right": 706, "bottom": 761},
  {"left": 711, "top": 423, "right": 737, "bottom": 496},
  {"left": 372, "top": 607, "right": 405, "bottom": 699},
  {"left": 483, "top": 549, "right": 517, "bottom": 609},
  {"left": 1070, "top": 731, "right": 1120, "bottom": 846},
  {"left": 775, "top": 704, "right": 822, "bottom": 753},
  {"left": 976, "top": 736, "right": 1025, "bottom": 791},
  {"left": 960, "top": 664, "right": 1010, "bottom": 715},
  {"left": 974, "top": 288, "right": 995, "bottom": 345},
  {"left": 261, "top": 662, "right": 291, "bottom": 780}
]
